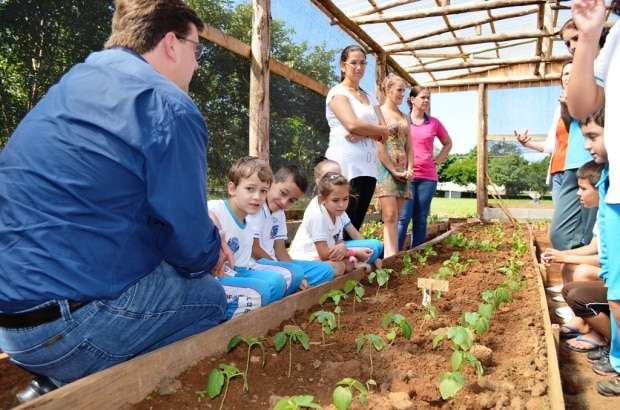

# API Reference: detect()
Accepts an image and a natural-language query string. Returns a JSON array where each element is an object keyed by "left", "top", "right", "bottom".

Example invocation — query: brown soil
[
  {"left": 0, "top": 358, "right": 31, "bottom": 409},
  {"left": 134, "top": 223, "right": 551, "bottom": 410},
  {"left": 534, "top": 228, "right": 620, "bottom": 410}
]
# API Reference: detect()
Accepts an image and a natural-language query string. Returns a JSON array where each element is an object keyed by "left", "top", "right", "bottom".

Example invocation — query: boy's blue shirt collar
[{"left": 224, "top": 199, "right": 246, "bottom": 229}]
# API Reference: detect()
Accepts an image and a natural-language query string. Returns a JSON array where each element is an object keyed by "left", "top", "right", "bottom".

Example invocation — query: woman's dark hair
[
  {"left": 407, "top": 85, "right": 429, "bottom": 111},
  {"left": 339, "top": 45, "right": 367, "bottom": 82}
]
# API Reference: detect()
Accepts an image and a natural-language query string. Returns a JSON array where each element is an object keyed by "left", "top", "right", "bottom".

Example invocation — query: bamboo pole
[
  {"left": 387, "top": 30, "right": 552, "bottom": 52},
  {"left": 249, "top": 0, "right": 271, "bottom": 161},
  {"left": 382, "top": 7, "right": 539, "bottom": 47},
  {"left": 354, "top": 0, "right": 558, "bottom": 24},
  {"left": 424, "top": 73, "right": 561, "bottom": 87},
  {"left": 406, "top": 55, "right": 570, "bottom": 73},
  {"left": 376, "top": 52, "right": 387, "bottom": 104},
  {"left": 476, "top": 83, "right": 488, "bottom": 219},
  {"left": 350, "top": 0, "right": 421, "bottom": 18}
]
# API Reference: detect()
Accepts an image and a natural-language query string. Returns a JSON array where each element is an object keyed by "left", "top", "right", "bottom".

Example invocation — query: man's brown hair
[
  {"left": 228, "top": 156, "right": 273, "bottom": 186},
  {"left": 577, "top": 160, "right": 604, "bottom": 187},
  {"left": 104, "top": 0, "right": 204, "bottom": 54}
]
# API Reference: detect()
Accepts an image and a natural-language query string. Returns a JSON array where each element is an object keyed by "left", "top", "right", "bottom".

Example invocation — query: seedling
[
  {"left": 476, "top": 239, "right": 498, "bottom": 252},
  {"left": 359, "top": 220, "right": 383, "bottom": 241},
  {"left": 446, "top": 232, "right": 467, "bottom": 248},
  {"left": 460, "top": 311, "right": 489, "bottom": 336},
  {"left": 382, "top": 312, "right": 413, "bottom": 344},
  {"left": 481, "top": 286, "right": 513, "bottom": 310},
  {"left": 273, "top": 325, "right": 310, "bottom": 377},
  {"left": 439, "top": 371, "right": 466, "bottom": 400},
  {"left": 368, "top": 268, "right": 393, "bottom": 296},
  {"left": 415, "top": 244, "right": 437, "bottom": 266},
  {"left": 199, "top": 363, "right": 243, "bottom": 410},
  {"left": 343, "top": 279, "right": 365, "bottom": 313},
  {"left": 423, "top": 302, "right": 439, "bottom": 321},
  {"left": 227, "top": 335, "right": 266, "bottom": 391},
  {"left": 273, "top": 395, "right": 322, "bottom": 410},
  {"left": 332, "top": 378, "right": 369, "bottom": 410},
  {"left": 435, "top": 266, "right": 455, "bottom": 281},
  {"left": 401, "top": 253, "right": 414, "bottom": 275},
  {"left": 511, "top": 232, "right": 528, "bottom": 257},
  {"left": 356, "top": 333, "right": 385, "bottom": 380},
  {"left": 320, "top": 289, "right": 347, "bottom": 327},
  {"left": 308, "top": 310, "right": 337, "bottom": 345}
]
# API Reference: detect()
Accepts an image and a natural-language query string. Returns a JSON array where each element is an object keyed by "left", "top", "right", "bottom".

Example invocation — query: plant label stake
[{"left": 417, "top": 278, "right": 449, "bottom": 306}]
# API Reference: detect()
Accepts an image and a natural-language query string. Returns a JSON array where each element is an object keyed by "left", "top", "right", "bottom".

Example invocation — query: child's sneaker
[{"left": 546, "top": 284, "right": 563, "bottom": 293}]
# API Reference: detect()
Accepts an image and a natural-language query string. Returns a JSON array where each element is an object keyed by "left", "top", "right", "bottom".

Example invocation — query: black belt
[{"left": 0, "top": 301, "right": 87, "bottom": 329}]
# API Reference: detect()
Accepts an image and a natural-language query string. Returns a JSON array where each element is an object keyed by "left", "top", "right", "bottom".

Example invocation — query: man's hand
[
  {"left": 354, "top": 247, "right": 373, "bottom": 262},
  {"left": 541, "top": 248, "right": 564, "bottom": 266},
  {"left": 329, "top": 242, "right": 347, "bottom": 261},
  {"left": 572, "top": 0, "right": 606, "bottom": 40},
  {"left": 514, "top": 129, "right": 531, "bottom": 146},
  {"left": 209, "top": 211, "right": 235, "bottom": 276}
]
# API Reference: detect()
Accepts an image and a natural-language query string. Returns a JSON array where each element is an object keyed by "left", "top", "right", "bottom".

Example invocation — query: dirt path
[{"left": 534, "top": 228, "right": 620, "bottom": 410}]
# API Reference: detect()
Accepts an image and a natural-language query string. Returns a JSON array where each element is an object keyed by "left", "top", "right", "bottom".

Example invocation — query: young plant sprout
[
  {"left": 308, "top": 310, "right": 337, "bottom": 345},
  {"left": 368, "top": 268, "right": 393, "bottom": 296},
  {"left": 446, "top": 232, "right": 467, "bottom": 248},
  {"left": 435, "top": 266, "right": 455, "bottom": 281},
  {"left": 320, "top": 289, "right": 347, "bottom": 327},
  {"left": 481, "top": 286, "right": 513, "bottom": 310},
  {"left": 343, "top": 279, "right": 365, "bottom": 313},
  {"left": 401, "top": 253, "right": 414, "bottom": 275},
  {"left": 415, "top": 244, "right": 437, "bottom": 266},
  {"left": 332, "top": 378, "right": 369, "bottom": 410},
  {"left": 199, "top": 363, "right": 243, "bottom": 410},
  {"left": 227, "top": 335, "right": 266, "bottom": 392},
  {"left": 382, "top": 312, "right": 413, "bottom": 344},
  {"left": 273, "top": 395, "right": 322, "bottom": 410},
  {"left": 511, "top": 232, "right": 528, "bottom": 257},
  {"left": 273, "top": 325, "right": 310, "bottom": 378},
  {"left": 423, "top": 302, "right": 439, "bottom": 321},
  {"left": 356, "top": 333, "right": 385, "bottom": 380},
  {"left": 460, "top": 311, "right": 489, "bottom": 336}
]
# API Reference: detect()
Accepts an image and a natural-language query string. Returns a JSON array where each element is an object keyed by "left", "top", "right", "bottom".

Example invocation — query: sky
[{"left": 232, "top": 0, "right": 560, "bottom": 160}]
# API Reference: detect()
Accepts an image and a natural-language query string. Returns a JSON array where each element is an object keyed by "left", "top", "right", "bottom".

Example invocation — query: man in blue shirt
[{"left": 0, "top": 0, "right": 231, "bottom": 399}]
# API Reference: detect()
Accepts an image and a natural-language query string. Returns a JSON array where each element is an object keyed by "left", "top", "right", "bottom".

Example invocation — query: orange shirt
[{"left": 550, "top": 118, "right": 568, "bottom": 174}]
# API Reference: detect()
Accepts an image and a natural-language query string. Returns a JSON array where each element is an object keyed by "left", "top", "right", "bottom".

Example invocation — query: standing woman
[
  {"left": 377, "top": 74, "right": 413, "bottom": 257},
  {"left": 397, "top": 86, "right": 452, "bottom": 250},
  {"left": 325, "top": 45, "right": 392, "bottom": 236}
]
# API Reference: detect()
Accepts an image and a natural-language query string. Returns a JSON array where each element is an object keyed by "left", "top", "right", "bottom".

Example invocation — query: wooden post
[
  {"left": 249, "top": 0, "right": 271, "bottom": 161},
  {"left": 375, "top": 52, "right": 387, "bottom": 104},
  {"left": 476, "top": 83, "right": 488, "bottom": 219}
]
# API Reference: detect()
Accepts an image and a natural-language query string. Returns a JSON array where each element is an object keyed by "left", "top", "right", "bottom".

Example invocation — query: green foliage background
[{"left": 0, "top": 0, "right": 338, "bottom": 191}]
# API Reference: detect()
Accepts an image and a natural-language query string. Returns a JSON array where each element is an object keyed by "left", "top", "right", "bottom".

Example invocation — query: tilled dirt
[{"left": 134, "top": 223, "right": 551, "bottom": 410}]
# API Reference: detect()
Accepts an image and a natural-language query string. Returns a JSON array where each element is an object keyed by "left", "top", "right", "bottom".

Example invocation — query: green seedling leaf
[
  {"left": 273, "top": 331, "right": 287, "bottom": 352},
  {"left": 294, "top": 331, "right": 311, "bottom": 350},
  {"left": 478, "top": 303, "right": 494, "bottom": 320},
  {"left": 334, "top": 377, "right": 369, "bottom": 409},
  {"left": 439, "top": 371, "right": 465, "bottom": 400},
  {"left": 332, "top": 386, "right": 352, "bottom": 410},
  {"left": 206, "top": 368, "right": 224, "bottom": 399},
  {"left": 451, "top": 350, "right": 464, "bottom": 372},
  {"left": 227, "top": 335, "right": 242, "bottom": 351},
  {"left": 447, "top": 326, "right": 474, "bottom": 351},
  {"left": 464, "top": 352, "right": 484, "bottom": 377},
  {"left": 432, "top": 331, "right": 446, "bottom": 349},
  {"left": 273, "top": 395, "right": 321, "bottom": 410}
]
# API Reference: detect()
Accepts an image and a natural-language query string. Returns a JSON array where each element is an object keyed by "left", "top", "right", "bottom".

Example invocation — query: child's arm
[
  {"left": 344, "top": 223, "right": 362, "bottom": 240},
  {"left": 314, "top": 241, "right": 342, "bottom": 261},
  {"left": 252, "top": 238, "right": 274, "bottom": 261},
  {"left": 273, "top": 239, "right": 293, "bottom": 262},
  {"left": 567, "top": 0, "right": 606, "bottom": 118}
]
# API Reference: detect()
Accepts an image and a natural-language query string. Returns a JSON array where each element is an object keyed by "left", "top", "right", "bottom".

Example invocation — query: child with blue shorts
[
  {"left": 247, "top": 164, "right": 334, "bottom": 291},
  {"left": 208, "top": 157, "right": 295, "bottom": 319}
]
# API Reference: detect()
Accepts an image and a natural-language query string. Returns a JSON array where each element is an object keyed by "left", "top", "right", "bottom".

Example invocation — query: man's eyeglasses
[{"left": 178, "top": 36, "right": 207, "bottom": 63}]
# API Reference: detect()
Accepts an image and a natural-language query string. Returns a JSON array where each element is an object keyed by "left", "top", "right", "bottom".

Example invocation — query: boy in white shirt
[
  {"left": 247, "top": 165, "right": 334, "bottom": 290},
  {"left": 208, "top": 157, "right": 293, "bottom": 319}
]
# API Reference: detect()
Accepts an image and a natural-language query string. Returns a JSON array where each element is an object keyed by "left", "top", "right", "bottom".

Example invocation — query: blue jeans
[
  {"left": 397, "top": 179, "right": 438, "bottom": 250},
  {"left": 551, "top": 171, "right": 565, "bottom": 206},
  {"left": 345, "top": 239, "right": 384, "bottom": 264},
  {"left": 0, "top": 262, "right": 226, "bottom": 384}
]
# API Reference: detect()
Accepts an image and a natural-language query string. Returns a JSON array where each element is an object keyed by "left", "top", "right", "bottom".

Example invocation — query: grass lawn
[{"left": 430, "top": 197, "right": 553, "bottom": 219}]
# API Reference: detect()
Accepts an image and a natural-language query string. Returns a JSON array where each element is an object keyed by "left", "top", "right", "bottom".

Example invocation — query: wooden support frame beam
[
  {"left": 433, "top": 0, "right": 473, "bottom": 74},
  {"left": 537, "top": 0, "right": 558, "bottom": 75},
  {"left": 387, "top": 30, "right": 553, "bottom": 52},
  {"left": 310, "top": 0, "right": 417, "bottom": 86},
  {"left": 350, "top": 0, "right": 421, "bottom": 18},
  {"left": 406, "top": 55, "right": 570, "bottom": 73},
  {"left": 376, "top": 51, "right": 387, "bottom": 103},
  {"left": 200, "top": 24, "right": 328, "bottom": 96},
  {"left": 382, "top": 7, "right": 539, "bottom": 47},
  {"left": 477, "top": 83, "right": 488, "bottom": 219},
  {"left": 249, "top": 0, "right": 271, "bottom": 161},
  {"left": 354, "top": 0, "right": 561, "bottom": 24},
  {"left": 423, "top": 73, "right": 561, "bottom": 87}
]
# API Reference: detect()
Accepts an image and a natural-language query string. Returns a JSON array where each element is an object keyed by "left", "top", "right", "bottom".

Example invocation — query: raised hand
[
  {"left": 514, "top": 129, "right": 531, "bottom": 146},
  {"left": 572, "top": 0, "right": 606, "bottom": 39}
]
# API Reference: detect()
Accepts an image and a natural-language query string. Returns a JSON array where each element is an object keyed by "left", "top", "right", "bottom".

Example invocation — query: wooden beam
[
  {"left": 249, "top": 0, "right": 271, "bottom": 161},
  {"left": 424, "top": 73, "right": 561, "bottom": 87},
  {"left": 310, "top": 0, "right": 417, "bottom": 86},
  {"left": 387, "top": 30, "right": 552, "bottom": 52},
  {"left": 354, "top": 0, "right": 553, "bottom": 24},
  {"left": 350, "top": 0, "right": 421, "bottom": 18},
  {"left": 382, "top": 7, "right": 539, "bottom": 47},
  {"left": 406, "top": 55, "right": 570, "bottom": 73},
  {"left": 533, "top": 4, "right": 545, "bottom": 75},
  {"left": 200, "top": 24, "right": 327, "bottom": 96},
  {"left": 538, "top": 0, "right": 558, "bottom": 76},
  {"left": 477, "top": 83, "right": 488, "bottom": 219},
  {"left": 376, "top": 51, "right": 387, "bottom": 104},
  {"left": 433, "top": 0, "right": 472, "bottom": 75}
]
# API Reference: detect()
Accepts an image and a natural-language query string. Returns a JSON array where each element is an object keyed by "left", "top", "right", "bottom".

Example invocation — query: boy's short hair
[
  {"left": 577, "top": 160, "right": 604, "bottom": 186},
  {"left": 105, "top": 0, "right": 204, "bottom": 54},
  {"left": 560, "top": 19, "right": 576, "bottom": 36},
  {"left": 274, "top": 164, "right": 308, "bottom": 193},
  {"left": 228, "top": 156, "right": 273, "bottom": 186},
  {"left": 579, "top": 106, "right": 605, "bottom": 128}
]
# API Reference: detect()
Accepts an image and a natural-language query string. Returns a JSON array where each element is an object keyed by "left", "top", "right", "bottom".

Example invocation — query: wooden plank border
[
  {"left": 16, "top": 227, "right": 453, "bottom": 409},
  {"left": 528, "top": 224, "right": 565, "bottom": 410}
]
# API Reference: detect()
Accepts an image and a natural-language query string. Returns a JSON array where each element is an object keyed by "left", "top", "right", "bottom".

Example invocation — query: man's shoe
[
  {"left": 16, "top": 376, "right": 58, "bottom": 403},
  {"left": 593, "top": 355, "right": 619, "bottom": 377},
  {"left": 597, "top": 376, "right": 620, "bottom": 397},
  {"left": 587, "top": 345, "right": 610, "bottom": 364}
]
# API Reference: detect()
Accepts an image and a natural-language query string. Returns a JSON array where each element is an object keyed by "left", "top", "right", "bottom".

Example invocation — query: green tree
[{"left": 440, "top": 151, "right": 477, "bottom": 186}]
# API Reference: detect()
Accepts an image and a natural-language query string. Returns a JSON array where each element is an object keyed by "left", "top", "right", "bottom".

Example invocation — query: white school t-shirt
[
  {"left": 325, "top": 83, "right": 379, "bottom": 180},
  {"left": 208, "top": 199, "right": 252, "bottom": 268},
  {"left": 246, "top": 203, "right": 287, "bottom": 260},
  {"left": 289, "top": 200, "right": 347, "bottom": 260},
  {"left": 594, "top": 21, "right": 620, "bottom": 203}
]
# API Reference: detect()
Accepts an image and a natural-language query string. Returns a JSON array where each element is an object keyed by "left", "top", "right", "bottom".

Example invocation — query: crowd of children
[{"left": 539, "top": 0, "right": 620, "bottom": 396}]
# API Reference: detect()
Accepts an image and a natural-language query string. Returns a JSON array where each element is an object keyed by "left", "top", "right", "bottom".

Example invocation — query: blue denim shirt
[{"left": 0, "top": 48, "right": 220, "bottom": 311}]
